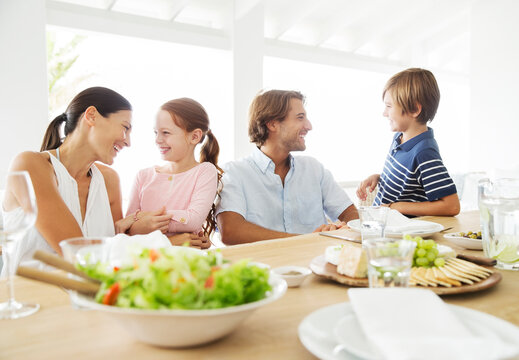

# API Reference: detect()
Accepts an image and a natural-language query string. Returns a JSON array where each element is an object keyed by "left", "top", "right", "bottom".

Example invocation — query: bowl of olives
[{"left": 443, "top": 231, "right": 483, "bottom": 250}]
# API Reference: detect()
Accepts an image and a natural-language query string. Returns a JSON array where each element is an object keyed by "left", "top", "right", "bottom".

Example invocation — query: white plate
[
  {"left": 443, "top": 232, "right": 483, "bottom": 250},
  {"left": 347, "top": 219, "right": 443, "bottom": 238},
  {"left": 298, "top": 302, "right": 519, "bottom": 360}
]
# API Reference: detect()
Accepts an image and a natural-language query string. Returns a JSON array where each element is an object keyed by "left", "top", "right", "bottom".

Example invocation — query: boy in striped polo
[{"left": 357, "top": 68, "right": 460, "bottom": 216}]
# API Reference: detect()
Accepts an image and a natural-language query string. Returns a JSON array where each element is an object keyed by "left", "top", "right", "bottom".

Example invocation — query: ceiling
[{"left": 48, "top": 0, "right": 471, "bottom": 76}]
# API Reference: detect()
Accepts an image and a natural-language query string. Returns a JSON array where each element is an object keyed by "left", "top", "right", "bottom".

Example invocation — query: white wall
[
  {"left": 470, "top": 0, "right": 519, "bottom": 175},
  {"left": 2, "top": 0, "right": 519, "bottom": 188},
  {"left": 0, "top": 0, "right": 48, "bottom": 188},
  {"left": 232, "top": 0, "right": 264, "bottom": 160}
]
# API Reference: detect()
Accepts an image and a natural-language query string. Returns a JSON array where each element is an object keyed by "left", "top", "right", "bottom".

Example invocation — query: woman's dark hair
[
  {"left": 40, "top": 87, "right": 132, "bottom": 151},
  {"left": 161, "top": 98, "right": 223, "bottom": 236}
]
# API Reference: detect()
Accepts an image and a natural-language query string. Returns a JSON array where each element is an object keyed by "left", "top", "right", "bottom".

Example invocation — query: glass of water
[
  {"left": 479, "top": 178, "right": 519, "bottom": 270},
  {"left": 358, "top": 206, "right": 389, "bottom": 242},
  {"left": 363, "top": 238, "right": 416, "bottom": 288},
  {"left": 0, "top": 171, "right": 39, "bottom": 319}
]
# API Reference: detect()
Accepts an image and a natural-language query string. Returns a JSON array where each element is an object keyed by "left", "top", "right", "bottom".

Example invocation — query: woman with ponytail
[
  {"left": 3, "top": 87, "right": 132, "bottom": 271},
  {"left": 122, "top": 98, "right": 222, "bottom": 249}
]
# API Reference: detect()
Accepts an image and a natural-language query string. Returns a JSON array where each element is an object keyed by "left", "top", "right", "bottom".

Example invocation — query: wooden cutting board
[{"left": 309, "top": 254, "right": 503, "bottom": 295}]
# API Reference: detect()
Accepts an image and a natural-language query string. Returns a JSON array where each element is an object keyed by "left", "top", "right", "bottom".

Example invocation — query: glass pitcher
[{"left": 479, "top": 178, "right": 519, "bottom": 270}]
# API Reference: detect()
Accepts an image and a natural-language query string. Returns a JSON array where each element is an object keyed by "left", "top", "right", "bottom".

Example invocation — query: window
[
  {"left": 48, "top": 26, "right": 233, "bottom": 205},
  {"left": 264, "top": 57, "right": 470, "bottom": 183}
]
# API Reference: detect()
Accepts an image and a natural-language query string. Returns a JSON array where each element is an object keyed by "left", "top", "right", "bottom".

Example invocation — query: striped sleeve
[{"left": 415, "top": 150, "right": 457, "bottom": 201}]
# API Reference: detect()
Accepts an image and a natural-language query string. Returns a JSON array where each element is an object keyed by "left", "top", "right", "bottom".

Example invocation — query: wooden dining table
[{"left": 1, "top": 211, "right": 518, "bottom": 359}]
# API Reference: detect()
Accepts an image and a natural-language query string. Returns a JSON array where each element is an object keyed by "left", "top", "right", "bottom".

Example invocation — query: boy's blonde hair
[{"left": 383, "top": 68, "right": 440, "bottom": 124}]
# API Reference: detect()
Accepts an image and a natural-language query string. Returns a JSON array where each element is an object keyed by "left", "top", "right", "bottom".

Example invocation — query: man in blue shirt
[{"left": 216, "top": 90, "right": 358, "bottom": 245}]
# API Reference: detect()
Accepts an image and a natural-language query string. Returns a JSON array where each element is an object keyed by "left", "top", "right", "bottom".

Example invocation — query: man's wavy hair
[{"left": 248, "top": 90, "right": 305, "bottom": 146}]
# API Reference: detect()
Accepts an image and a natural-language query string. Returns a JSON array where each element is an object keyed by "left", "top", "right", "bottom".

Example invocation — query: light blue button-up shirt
[{"left": 216, "top": 147, "right": 353, "bottom": 234}]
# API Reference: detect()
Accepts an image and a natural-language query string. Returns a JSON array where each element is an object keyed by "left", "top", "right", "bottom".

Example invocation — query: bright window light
[{"left": 47, "top": 26, "right": 233, "bottom": 208}]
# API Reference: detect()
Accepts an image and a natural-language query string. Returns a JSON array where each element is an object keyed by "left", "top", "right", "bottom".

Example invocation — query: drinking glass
[
  {"left": 479, "top": 178, "right": 519, "bottom": 270},
  {"left": 363, "top": 238, "right": 416, "bottom": 288},
  {"left": 0, "top": 171, "right": 39, "bottom": 319},
  {"left": 358, "top": 206, "right": 389, "bottom": 241},
  {"left": 59, "top": 237, "right": 109, "bottom": 307},
  {"left": 59, "top": 237, "right": 108, "bottom": 266}
]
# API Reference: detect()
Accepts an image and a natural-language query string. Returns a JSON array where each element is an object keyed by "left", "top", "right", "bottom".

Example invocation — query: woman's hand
[
  {"left": 356, "top": 174, "right": 380, "bottom": 201},
  {"left": 168, "top": 231, "right": 211, "bottom": 249},
  {"left": 115, "top": 215, "right": 134, "bottom": 234},
  {"left": 128, "top": 207, "right": 171, "bottom": 235}
]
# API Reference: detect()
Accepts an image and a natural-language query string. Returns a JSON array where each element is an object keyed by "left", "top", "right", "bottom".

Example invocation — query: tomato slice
[
  {"left": 149, "top": 249, "right": 159, "bottom": 262},
  {"left": 204, "top": 276, "right": 214, "bottom": 289},
  {"left": 102, "top": 283, "right": 120, "bottom": 305}
]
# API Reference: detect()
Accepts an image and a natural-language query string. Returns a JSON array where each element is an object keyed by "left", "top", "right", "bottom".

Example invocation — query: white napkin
[
  {"left": 384, "top": 209, "right": 438, "bottom": 233},
  {"left": 104, "top": 230, "right": 172, "bottom": 267},
  {"left": 347, "top": 288, "right": 519, "bottom": 360}
]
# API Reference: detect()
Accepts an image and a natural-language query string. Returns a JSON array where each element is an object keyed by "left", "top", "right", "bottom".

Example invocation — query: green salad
[{"left": 77, "top": 248, "right": 272, "bottom": 310}]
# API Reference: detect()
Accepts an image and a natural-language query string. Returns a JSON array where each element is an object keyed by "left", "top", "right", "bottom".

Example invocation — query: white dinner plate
[
  {"left": 347, "top": 219, "right": 444, "bottom": 238},
  {"left": 298, "top": 302, "right": 519, "bottom": 360},
  {"left": 443, "top": 232, "right": 483, "bottom": 250}
]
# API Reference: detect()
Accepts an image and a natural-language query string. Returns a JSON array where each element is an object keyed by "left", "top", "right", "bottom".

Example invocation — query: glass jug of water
[{"left": 479, "top": 178, "right": 519, "bottom": 270}]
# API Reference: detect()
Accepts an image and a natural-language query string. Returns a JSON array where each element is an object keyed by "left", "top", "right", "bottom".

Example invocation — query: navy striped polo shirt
[{"left": 373, "top": 128, "right": 457, "bottom": 205}]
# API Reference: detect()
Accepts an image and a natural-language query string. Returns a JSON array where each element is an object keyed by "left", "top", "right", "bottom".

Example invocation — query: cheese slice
[
  {"left": 337, "top": 244, "right": 367, "bottom": 278},
  {"left": 325, "top": 245, "right": 343, "bottom": 266}
]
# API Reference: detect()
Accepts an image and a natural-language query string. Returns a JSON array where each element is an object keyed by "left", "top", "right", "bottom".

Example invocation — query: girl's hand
[
  {"left": 356, "top": 174, "right": 380, "bottom": 201},
  {"left": 168, "top": 231, "right": 211, "bottom": 249},
  {"left": 129, "top": 207, "right": 171, "bottom": 235}
]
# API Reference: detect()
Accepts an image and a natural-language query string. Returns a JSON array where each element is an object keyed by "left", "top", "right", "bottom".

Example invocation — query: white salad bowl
[
  {"left": 74, "top": 276, "right": 287, "bottom": 347},
  {"left": 60, "top": 237, "right": 287, "bottom": 347}
]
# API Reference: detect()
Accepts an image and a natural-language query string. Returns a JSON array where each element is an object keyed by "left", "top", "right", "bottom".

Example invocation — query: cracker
[
  {"left": 439, "top": 266, "right": 474, "bottom": 285},
  {"left": 445, "top": 259, "right": 489, "bottom": 279}
]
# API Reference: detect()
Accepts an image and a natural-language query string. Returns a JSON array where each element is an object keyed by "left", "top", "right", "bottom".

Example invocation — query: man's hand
[
  {"left": 168, "top": 231, "right": 211, "bottom": 249},
  {"left": 356, "top": 174, "right": 380, "bottom": 201},
  {"left": 313, "top": 221, "right": 347, "bottom": 233},
  {"left": 129, "top": 207, "right": 171, "bottom": 235}
]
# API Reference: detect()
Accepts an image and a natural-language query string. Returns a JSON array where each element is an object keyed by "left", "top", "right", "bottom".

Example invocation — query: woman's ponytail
[
  {"left": 200, "top": 129, "right": 223, "bottom": 237},
  {"left": 40, "top": 87, "right": 132, "bottom": 152},
  {"left": 40, "top": 113, "right": 67, "bottom": 151}
]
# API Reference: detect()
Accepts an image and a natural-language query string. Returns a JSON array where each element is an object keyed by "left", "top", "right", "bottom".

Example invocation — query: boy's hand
[{"left": 356, "top": 174, "right": 381, "bottom": 201}]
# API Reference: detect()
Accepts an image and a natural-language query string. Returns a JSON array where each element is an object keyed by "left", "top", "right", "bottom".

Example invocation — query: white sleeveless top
[{"left": 1, "top": 151, "right": 115, "bottom": 274}]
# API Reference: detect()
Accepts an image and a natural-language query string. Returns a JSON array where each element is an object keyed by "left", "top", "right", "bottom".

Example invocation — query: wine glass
[{"left": 0, "top": 171, "right": 39, "bottom": 319}]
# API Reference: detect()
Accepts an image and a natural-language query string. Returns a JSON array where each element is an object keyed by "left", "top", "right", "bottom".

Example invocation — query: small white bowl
[
  {"left": 443, "top": 232, "right": 483, "bottom": 250},
  {"left": 271, "top": 266, "right": 312, "bottom": 287}
]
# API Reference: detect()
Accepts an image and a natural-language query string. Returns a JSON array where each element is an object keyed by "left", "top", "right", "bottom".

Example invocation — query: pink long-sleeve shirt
[{"left": 126, "top": 162, "right": 218, "bottom": 235}]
